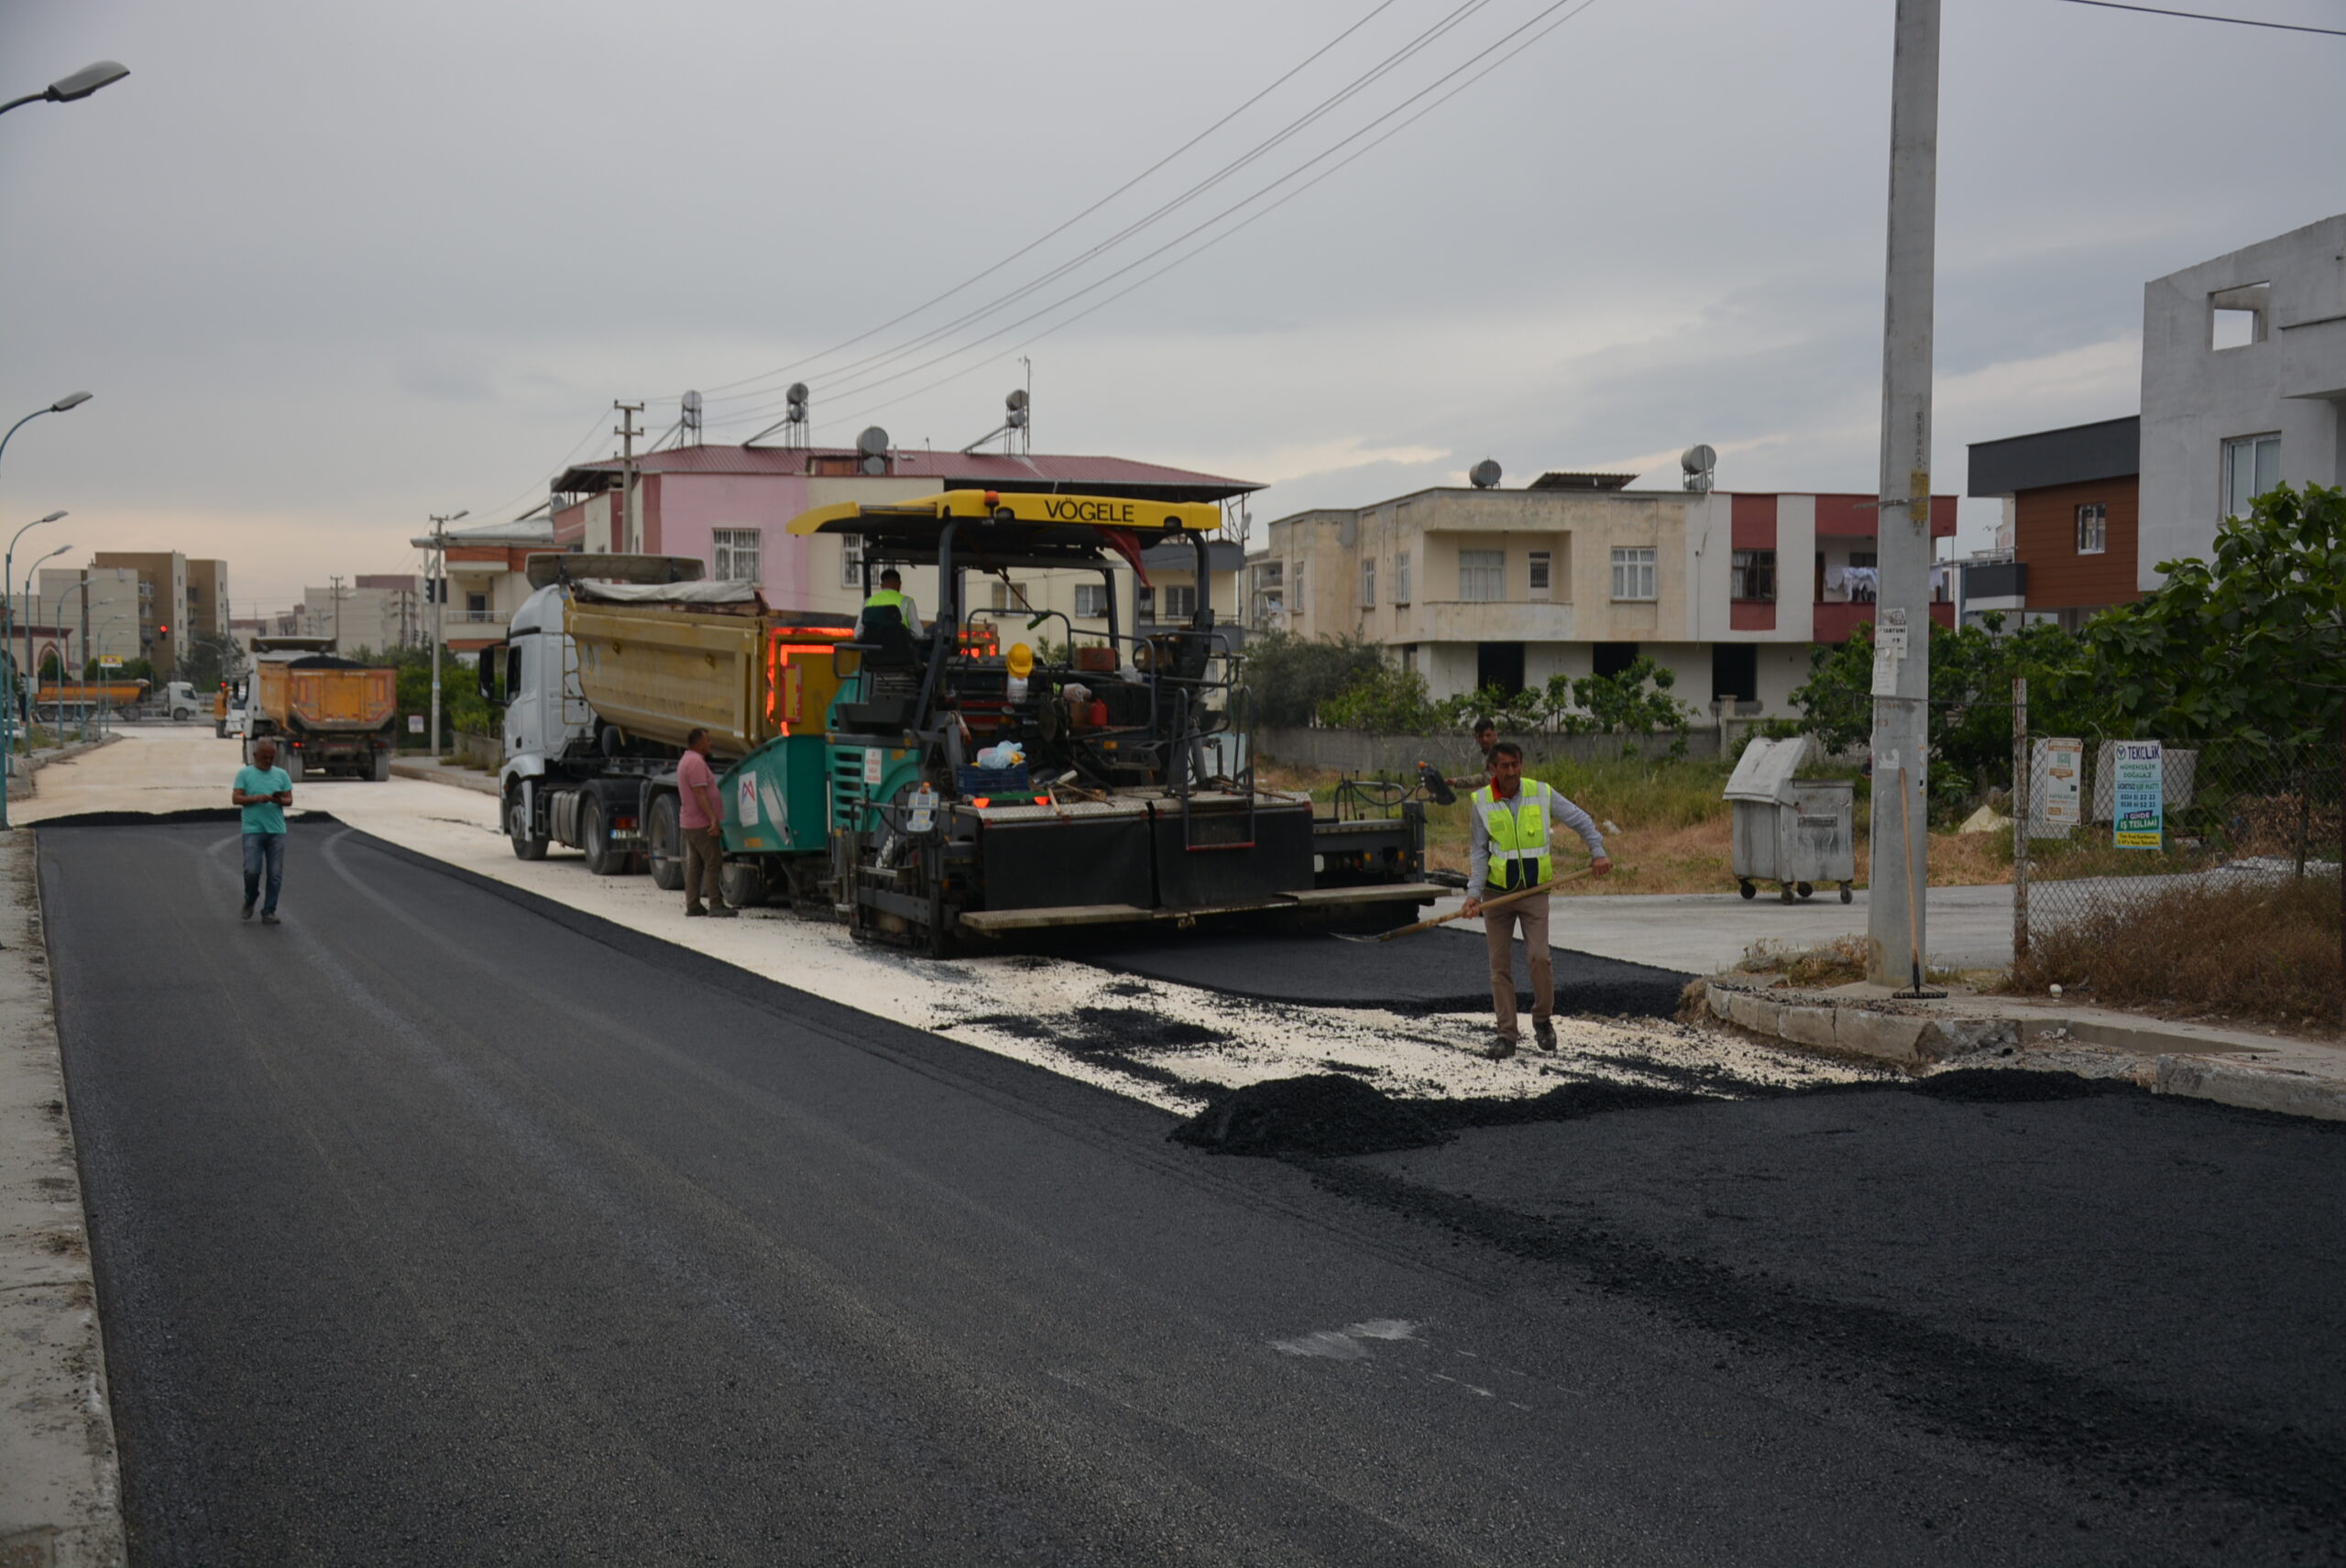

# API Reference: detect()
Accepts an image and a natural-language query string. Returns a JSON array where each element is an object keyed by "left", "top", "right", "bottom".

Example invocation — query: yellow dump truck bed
[
  {"left": 565, "top": 598, "right": 853, "bottom": 758},
  {"left": 254, "top": 660, "right": 397, "bottom": 732}
]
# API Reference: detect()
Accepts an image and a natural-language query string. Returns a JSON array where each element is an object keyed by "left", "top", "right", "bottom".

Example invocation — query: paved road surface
[{"left": 43, "top": 819, "right": 2345, "bottom": 1565}]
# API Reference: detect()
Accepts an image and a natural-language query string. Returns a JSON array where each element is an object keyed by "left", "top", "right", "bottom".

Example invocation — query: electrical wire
[
  {"left": 704, "top": 0, "right": 1502, "bottom": 430},
  {"left": 805, "top": 0, "right": 1602, "bottom": 429},
  {"left": 2055, "top": 0, "right": 2346, "bottom": 35},
  {"left": 696, "top": 0, "right": 1409, "bottom": 404},
  {"left": 453, "top": 410, "right": 611, "bottom": 525}
]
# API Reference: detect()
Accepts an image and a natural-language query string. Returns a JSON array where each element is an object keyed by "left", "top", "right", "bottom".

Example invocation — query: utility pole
[
  {"left": 1866, "top": 0, "right": 1941, "bottom": 990},
  {"left": 328, "top": 575, "right": 346, "bottom": 649},
  {"left": 423, "top": 512, "right": 464, "bottom": 761},
  {"left": 614, "top": 401, "right": 644, "bottom": 552}
]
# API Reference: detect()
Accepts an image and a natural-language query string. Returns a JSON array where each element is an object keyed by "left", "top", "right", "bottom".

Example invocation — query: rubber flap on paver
[{"left": 1168, "top": 1074, "right": 1451, "bottom": 1158}]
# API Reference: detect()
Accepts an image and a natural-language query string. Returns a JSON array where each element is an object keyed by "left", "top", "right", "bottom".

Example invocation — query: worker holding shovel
[{"left": 1461, "top": 741, "right": 1609, "bottom": 1058}]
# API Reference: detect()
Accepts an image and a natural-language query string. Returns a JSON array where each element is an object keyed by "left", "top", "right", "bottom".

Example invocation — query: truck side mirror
[{"left": 478, "top": 644, "right": 504, "bottom": 705}]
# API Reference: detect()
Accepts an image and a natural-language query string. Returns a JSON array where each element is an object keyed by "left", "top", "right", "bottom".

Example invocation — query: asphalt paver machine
[{"left": 794, "top": 489, "right": 1435, "bottom": 953}]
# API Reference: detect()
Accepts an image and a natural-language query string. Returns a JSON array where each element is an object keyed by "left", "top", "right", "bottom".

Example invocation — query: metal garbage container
[{"left": 1724, "top": 736, "right": 1856, "bottom": 904}]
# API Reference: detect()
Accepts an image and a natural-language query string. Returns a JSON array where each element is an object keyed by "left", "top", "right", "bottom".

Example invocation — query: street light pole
[
  {"left": 0, "top": 60, "right": 130, "bottom": 118},
  {"left": 0, "top": 392, "right": 93, "bottom": 830},
  {"left": 46, "top": 572, "right": 89, "bottom": 736},
  {"left": 22, "top": 543, "right": 71, "bottom": 742},
  {"left": 1865, "top": 0, "right": 1942, "bottom": 990},
  {"left": 425, "top": 510, "right": 466, "bottom": 761}
]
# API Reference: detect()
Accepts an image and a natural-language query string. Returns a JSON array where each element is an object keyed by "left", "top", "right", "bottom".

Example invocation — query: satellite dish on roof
[
  {"left": 1469, "top": 458, "right": 1502, "bottom": 489},
  {"left": 787, "top": 382, "right": 809, "bottom": 403},
  {"left": 682, "top": 390, "right": 703, "bottom": 417},
  {"left": 858, "top": 425, "right": 891, "bottom": 475},
  {"left": 1006, "top": 389, "right": 1029, "bottom": 411}
]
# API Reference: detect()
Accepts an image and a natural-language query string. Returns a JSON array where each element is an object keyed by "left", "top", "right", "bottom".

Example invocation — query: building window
[
  {"left": 1458, "top": 549, "right": 1503, "bottom": 601},
  {"left": 466, "top": 592, "right": 488, "bottom": 616},
  {"left": 1074, "top": 584, "right": 1110, "bottom": 619},
  {"left": 1401, "top": 644, "right": 1416, "bottom": 674},
  {"left": 1360, "top": 560, "right": 1376, "bottom": 609},
  {"left": 2075, "top": 503, "right": 2107, "bottom": 554},
  {"left": 712, "top": 528, "right": 762, "bottom": 582},
  {"left": 2224, "top": 433, "right": 2280, "bottom": 519},
  {"left": 1731, "top": 548, "right": 1776, "bottom": 601},
  {"left": 1529, "top": 551, "right": 1553, "bottom": 596},
  {"left": 1394, "top": 551, "right": 1411, "bottom": 605},
  {"left": 1610, "top": 546, "right": 1656, "bottom": 602},
  {"left": 840, "top": 533, "right": 865, "bottom": 588},
  {"left": 1163, "top": 584, "right": 1197, "bottom": 620}
]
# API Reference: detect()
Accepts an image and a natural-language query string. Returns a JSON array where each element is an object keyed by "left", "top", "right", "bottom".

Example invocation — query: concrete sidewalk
[
  {"left": 1698, "top": 973, "right": 2346, "bottom": 1122},
  {"left": 0, "top": 830, "right": 126, "bottom": 1565}
]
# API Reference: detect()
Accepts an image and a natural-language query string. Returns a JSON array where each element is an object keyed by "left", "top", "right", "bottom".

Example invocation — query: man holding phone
[{"left": 232, "top": 738, "right": 294, "bottom": 924}]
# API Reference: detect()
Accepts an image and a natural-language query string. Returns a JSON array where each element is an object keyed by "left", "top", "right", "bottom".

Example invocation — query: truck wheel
[
  {"left": 294, "top": 751, "right": 314, "bottom": 781},
  {"left": 645, "top": 793, "right": 684, "bottom": 891},
  {"left": 718, "top": 861, "right": 766, "bottom": 910},
  {"left": 581, "top": 795, "right": 626, "bottom": 876},
  {"left": 507, "top": 788, "right": 550, "bottom": 861},
  {"left": 371, "top": 749, "right": 392, "bottom": 783},
  {"left": 172, "top": 707, "right": 191, "bottom": 722}
]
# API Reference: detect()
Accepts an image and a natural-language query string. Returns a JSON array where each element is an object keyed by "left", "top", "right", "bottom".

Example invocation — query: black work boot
[{"left": 1533, "top": 1020, "right": 1558, "bottom": 1052}]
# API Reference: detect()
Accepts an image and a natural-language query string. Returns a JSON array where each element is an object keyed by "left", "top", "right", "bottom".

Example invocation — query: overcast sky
[{"left": 3, "top": 0, "right": 2341, "bottom": 615}]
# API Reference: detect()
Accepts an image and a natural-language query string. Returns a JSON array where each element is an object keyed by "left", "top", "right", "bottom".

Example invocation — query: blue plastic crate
[{"left": 956, "top": 762, "right": 1031, "bottom": 795}]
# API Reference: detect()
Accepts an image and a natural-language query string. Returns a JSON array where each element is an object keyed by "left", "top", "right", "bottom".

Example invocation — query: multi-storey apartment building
[{"left": 1255, "top": 473, "right": 1955, "bottom": 716}]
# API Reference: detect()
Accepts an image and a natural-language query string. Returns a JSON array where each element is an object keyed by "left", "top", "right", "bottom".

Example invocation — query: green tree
[
  {"left": 38, "top": 651, "right": 61, "bottom": 681},
  {"left": 1320, "top": 663, "right": 1438, "bottom": 731},
  {"left": 1242, "top": 631, "right": 1390, "bottom": 728},
  {"left": 1790, "top": 616, "right": 2095, "bottom": 806},
  {"left": 2062, "top": 482, "right": 2345, "bottom": 746},
  {"left": 177, "top": 630, "right": 237, "bottom": 691},
  {"left": 1562, "top": 655, "right": 1694, "bottom": 743}
]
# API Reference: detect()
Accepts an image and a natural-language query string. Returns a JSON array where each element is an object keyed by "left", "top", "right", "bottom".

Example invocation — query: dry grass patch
[{"left": 2004, "top": 875, "right": 2342, "bottom": 1036}]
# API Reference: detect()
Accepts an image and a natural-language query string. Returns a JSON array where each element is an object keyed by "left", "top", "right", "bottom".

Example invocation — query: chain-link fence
[{"left": 2010, "top": 682, "right": 2342, "bottom": 1023}]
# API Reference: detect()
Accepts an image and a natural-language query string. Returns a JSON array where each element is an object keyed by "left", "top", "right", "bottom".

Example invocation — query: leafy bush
[
  {"left": 1319, "top": 663, "right": 1438, "bottom": 731},
  {"left": 1243, "top": 632, "right": 1391, "bottom": 728}
]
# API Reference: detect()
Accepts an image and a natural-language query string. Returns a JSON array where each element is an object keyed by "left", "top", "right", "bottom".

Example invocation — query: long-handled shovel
[
  {"left": 1335, "top": 865, "right": 1601, "bottom": 943},
  {"left": 1891, "top": 766, "right": 1946, "bottom": 999}
]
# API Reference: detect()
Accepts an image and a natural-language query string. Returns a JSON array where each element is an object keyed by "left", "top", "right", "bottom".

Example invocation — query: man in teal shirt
[{"left": 232, "top": 738, "right": 293, "bottom": 924}]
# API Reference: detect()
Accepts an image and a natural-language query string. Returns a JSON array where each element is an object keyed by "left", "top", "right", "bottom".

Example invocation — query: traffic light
[{"left": 156, "top": 623, "right": 169, "bottom": 637}]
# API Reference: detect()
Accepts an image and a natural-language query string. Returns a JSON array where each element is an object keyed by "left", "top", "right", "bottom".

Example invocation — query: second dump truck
[{"left": 246, "top": 636, "right": 400, "bottom": 779}]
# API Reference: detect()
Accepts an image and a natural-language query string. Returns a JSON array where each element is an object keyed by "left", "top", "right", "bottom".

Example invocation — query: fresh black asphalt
[
  {"left": 40, "top": 818, "right": 2346, "bottom": 1566},
  {"left": 1087, "top": 928, "right": 1694, "bottom": 1016}
]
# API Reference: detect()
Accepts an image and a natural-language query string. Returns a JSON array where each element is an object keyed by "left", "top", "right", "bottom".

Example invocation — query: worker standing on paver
[
  {"left": 1443, "top": 718, "right": 1499, "bottom": 790},
  {"left": 677, "top": 727, "right": 735, "bottom": 919},
  {"left": 853, "top": 567, "right": 924, "bottom": 639},
  {"left": 231, "top": 738, "right": 293, "bottom": 925},
  {"left": 1460, "top": 741, "right": 1609, "bottom": 1058}
]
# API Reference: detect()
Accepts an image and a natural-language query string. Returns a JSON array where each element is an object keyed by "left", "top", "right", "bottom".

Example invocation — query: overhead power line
[
  {"left": 696, "top": 0, "right": 1409, "bottom": 405},
  {"left": 707, "top": 0, "right": 1497, "bottom": 429},
  {"left": 817, "top": 0, "right": 1607, "bottom": 434},
  {"left": 2055, "top": 0, "right": 2346, "bottom": 35},
  {"left": 792, "top": 0, "right": 1603, "bottom": 422}
]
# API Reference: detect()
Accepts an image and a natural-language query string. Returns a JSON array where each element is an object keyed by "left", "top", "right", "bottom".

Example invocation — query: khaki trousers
[
  {"left": 684, "top": 828, "right": 725, "bottom": 913},
  {"left": 1484, "top": 891, "right": 1552, "bottom": 1039}
]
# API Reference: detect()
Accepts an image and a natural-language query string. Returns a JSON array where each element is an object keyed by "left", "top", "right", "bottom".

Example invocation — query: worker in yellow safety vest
[
  {"left": 854, "top": 567, "right": 924, "bottom": 640},
  {"left": 1459, "top": 740, "right": 1610, "bottom": 1059}
]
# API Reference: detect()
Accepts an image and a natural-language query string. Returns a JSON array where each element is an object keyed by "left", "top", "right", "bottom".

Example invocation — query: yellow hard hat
[{"left": 1007, "top": 641, "right": 1035, "bottom": 679}]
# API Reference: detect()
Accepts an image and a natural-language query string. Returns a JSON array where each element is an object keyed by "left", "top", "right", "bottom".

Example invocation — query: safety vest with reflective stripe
[
  {"left": 863, "top": 588, "right": 906, "bottom": 613},
  {"left": 1475, "top": 780, "right": 1553, "bottom": 892}
]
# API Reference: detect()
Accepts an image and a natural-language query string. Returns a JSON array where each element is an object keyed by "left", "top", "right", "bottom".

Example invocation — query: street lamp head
[
  {"left": 37, "top": 511, "right": 65, "bottom": 524},
  {"left": 39, "top": 544, "right": 71, "bottom": 563},
  {"left": 453, "top": 510, "right": 469, "bottom": 522},
  {"left": 49, "top": 392, "right": 92, "bottom": 413},
  {"left": 45, "top": 61, "right": 128, "bottom": 103}
]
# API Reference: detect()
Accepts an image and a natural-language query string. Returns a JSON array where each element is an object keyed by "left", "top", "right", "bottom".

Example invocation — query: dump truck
[
  {"left": 488, "top": 554, "right": 855, "bottom": 906},
  {"left": 31, "top": 680, "right": 148, "bottom": 718},
  {"left": 247, "top": 635, "right": 399, "bottom": 779}
]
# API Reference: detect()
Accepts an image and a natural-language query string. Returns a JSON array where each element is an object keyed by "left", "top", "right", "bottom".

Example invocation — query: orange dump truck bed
[{"left": 255, "top": 661, "right": 397, "bottom": 732}]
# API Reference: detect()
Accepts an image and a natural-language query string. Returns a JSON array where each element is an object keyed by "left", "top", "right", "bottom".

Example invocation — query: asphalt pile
[{"left": 1168, "top": 1074, "right": 1452, "bottom": 1157}]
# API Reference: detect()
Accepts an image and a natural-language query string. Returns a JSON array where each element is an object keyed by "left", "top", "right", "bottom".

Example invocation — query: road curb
[
  {"left": 388, "top": 759, "right": 499, "bottom": 796},
  {"left": 0, "top": 830, "right": 126, "bottom": 1566},
  {"left": 1696, "top": 978, "right": 2346, "bottom": 1123}
]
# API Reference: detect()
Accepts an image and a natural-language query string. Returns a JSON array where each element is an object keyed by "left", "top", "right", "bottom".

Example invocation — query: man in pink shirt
[{"left": 676, "top": 727, "right": 734, "bottom": 917}]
